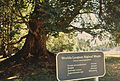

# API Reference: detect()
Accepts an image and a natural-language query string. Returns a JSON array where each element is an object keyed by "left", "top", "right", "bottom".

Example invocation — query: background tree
[
  {"left": 47, "top": 32, "right": 74, "bottom": 53},
  {"left": 101, "top": 0, "right": 120, "bottom": 45},
  {"left": 0, "top": 2, "right": 27, "bottom": 58}
]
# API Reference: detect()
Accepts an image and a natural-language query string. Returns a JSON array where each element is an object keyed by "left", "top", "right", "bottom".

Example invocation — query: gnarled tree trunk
[
  {"left": 19, "top": 19, "right": 56, "bottom": 62},
  {"left": 0, "top": 19, "right": 56, "bottom": 68},
  {"left": 0, "top": 4, "right": 56, "bottom": 79}
]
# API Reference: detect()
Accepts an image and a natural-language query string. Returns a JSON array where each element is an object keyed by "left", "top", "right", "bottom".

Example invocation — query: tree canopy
[
  {"left": 0, "top": 0, "right": 120, "bottom": 56},
  {"left": 0, "top": 0, "right": 119, "bottom": 37}
]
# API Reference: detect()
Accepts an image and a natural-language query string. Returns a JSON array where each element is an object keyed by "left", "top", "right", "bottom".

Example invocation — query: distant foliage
[
  {"left": 47, "top": 32, "right": 74, "bottom": 53},
  {"left": 47, "top": 32, "right": 93, "bottom": 52}
]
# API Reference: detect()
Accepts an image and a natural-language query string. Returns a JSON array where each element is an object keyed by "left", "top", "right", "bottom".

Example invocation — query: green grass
[
  {"left": 79, "top": 57, "right": 120, "bottom": 81},
  {"left": 100, "top": 57, "right": 120, "bottom": 81}
]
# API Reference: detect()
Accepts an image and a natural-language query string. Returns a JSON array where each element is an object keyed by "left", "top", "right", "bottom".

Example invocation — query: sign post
[
  {"left": 56, "top": 52, "right": 105, "bottom": 81},
  {"left": 94, "top": 77, "right": 99, "bottom": 81}
]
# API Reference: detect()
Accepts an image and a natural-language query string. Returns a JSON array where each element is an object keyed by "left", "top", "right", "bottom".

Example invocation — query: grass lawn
[
  {"left": 82, "top": 57, "right": 120, "bottom": 81},
  {"left": 1, "top": 56, "right": 120, "bottom": 81},
  {"left": 99, "top": 57, "right": 120, "bottom": 81}
]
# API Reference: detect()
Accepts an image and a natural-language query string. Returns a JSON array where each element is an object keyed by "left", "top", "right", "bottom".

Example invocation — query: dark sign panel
[{"left": 56, "top": 52, "right": 105, "bottom": 81}]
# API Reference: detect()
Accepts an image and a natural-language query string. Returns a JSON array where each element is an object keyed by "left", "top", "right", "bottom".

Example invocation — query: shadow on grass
[
  {"left": 105, "top": 57, "right": 120, "bottom": 63},
  {"left": 1, "top": 57, "right": 120, "bottom": 81}
]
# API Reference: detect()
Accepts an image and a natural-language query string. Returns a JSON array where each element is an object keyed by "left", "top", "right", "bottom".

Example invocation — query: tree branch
[
  {"left": 79, "top": 12, "right": 97, "bottom": 14},
  {"left": 17, "top": 7, "right": 38, "bottom": 37},
  {"left": 58, "top": 0, "right": 89, "bottom": 27},
  {"left": 99, "top": 0, "right": 103, "bottom": 21},
  {"left": 69, "top": 23, "right": 102, "bottom": 35},
  {"left": 69, "top": 25, "right": 92, "bottom": 32},
  {"left": 1, "top": 0, "right": 38, "bottom": 37},
  {"left": 7, "top": 34, "right": 28, "bottom": 45}
]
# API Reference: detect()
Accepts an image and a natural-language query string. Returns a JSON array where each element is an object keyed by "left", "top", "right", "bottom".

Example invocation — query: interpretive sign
[{"left": 56, "top": 52, "right": 105, "bottom": 81}]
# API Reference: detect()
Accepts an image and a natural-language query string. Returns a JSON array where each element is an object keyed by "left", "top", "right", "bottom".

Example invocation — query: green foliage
[
  {"left": 47, "top": 32, "right": 93, "bottom": 52},
  {"left": 0, "top": 0, "right": 120, "bottom": 56},
  {"left": 0, "top": 0, "right": 120, "bottom": 36},
  {"left": 102, "top": 0, "right": 120, "bottom": 44},
  {"left": 47, "top": 32, "right": 74, "bottom": 53},
  {"left": 0, "top": 1, "right": 28, "bottom": 56},
  {"left": 73, "top": 39, "right": 91, "bottom": 51}
]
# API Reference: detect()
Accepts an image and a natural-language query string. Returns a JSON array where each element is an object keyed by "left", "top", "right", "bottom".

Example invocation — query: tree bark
[
  {"left": 22, "top": 18, "right": 56, "bottom": 63},
  {"left": 0, "top": 18, "right": 55, "bottom": 67},
  {"left": 28, "top": 19, "right": 55, "bottom": 62}
]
